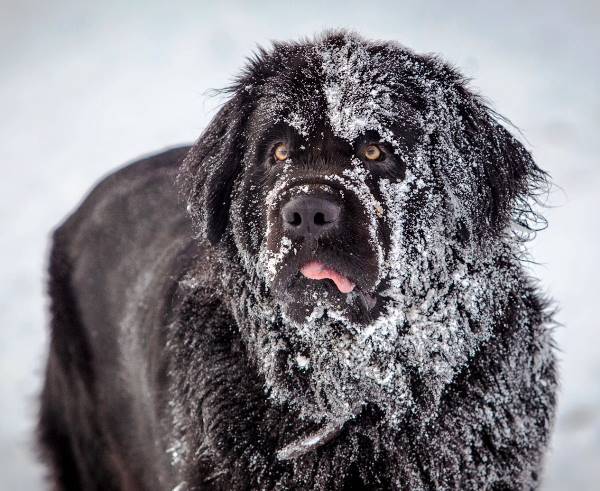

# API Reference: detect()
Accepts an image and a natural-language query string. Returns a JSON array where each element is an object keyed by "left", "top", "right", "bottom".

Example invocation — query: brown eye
[
  {"left": 364, "top": 144, "right": 382, "bottom": 161},
  {"left": 273, "top": 143, "right": 290, "bottom": 161}
]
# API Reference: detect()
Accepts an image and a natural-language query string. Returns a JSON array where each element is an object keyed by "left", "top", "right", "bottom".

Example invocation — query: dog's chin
[{"left": 272, "top": 273, "right": 380, "bottom": 326}]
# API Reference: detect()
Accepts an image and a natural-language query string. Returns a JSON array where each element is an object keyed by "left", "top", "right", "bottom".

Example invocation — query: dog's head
[{"left": 179, "top": 31, "right": 545, "bottom": 424}]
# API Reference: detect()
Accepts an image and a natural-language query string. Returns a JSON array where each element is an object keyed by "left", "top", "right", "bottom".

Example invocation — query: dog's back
[{"left": 38, "top": 146, "right": 195, "bottom": 490}]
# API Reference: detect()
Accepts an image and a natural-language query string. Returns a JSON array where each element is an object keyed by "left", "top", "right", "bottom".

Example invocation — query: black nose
[{"left": 281, "top": 195, "right": 341, "bottom": 239}]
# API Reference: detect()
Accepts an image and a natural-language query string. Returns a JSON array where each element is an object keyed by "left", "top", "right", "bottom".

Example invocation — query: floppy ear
[
  {"left": 178, "top": 94, "right": 248, "bottom": 245},
  {"left": 456, "top": 93, "right": 546, "bottom": 237}
]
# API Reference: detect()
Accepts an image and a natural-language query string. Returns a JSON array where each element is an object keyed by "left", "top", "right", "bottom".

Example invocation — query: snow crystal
[{"left": 295, "top": 353, "right": 310, "bottom": 369}]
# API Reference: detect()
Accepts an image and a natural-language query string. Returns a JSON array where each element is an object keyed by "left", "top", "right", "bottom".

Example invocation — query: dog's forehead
[{"left": 250, "top": 33, "right": 423, "bottom": 145}]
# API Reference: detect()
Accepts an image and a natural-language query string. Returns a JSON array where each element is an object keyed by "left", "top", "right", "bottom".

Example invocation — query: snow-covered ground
[{"left": 1, "top": 1, "right": 598, "bottom": 488}]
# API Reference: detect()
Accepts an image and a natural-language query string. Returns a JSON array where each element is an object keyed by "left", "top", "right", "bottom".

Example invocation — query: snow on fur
[
  {"left": 174, "top": 30, "right": 556, "bottom": 489},
  {"left": 222, "top": 33, "right": 547, "bottom": 427}
]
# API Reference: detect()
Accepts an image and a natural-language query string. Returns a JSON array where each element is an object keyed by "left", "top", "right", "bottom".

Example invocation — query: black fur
[{"left": 39, "top": 32, "right": 556, "bottom": 490}]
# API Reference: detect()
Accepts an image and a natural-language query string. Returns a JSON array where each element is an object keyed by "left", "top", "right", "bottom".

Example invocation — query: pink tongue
[{"left": 300, "top": 261, "right": 355, "bottom": 294}]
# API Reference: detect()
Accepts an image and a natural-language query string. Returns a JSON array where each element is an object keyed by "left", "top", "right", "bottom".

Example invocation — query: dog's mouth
[
  {"left": 300, "top": 260, "right": 356, "bottom": 294},
  {"left": 268, "top": 246, "right": 382, "bottom": 324}
]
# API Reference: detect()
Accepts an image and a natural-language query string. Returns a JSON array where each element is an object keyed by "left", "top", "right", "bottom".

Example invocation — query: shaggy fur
[{"left": 39, "top": 32, "right": 557, "bottom": 490}]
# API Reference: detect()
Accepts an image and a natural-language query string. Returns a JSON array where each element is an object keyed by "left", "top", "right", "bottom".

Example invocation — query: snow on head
[
  {"left": 320, "top": 35, "right": 398, "bottom": 143},
  {"left": 207, "top": 31, "right": 547, "bottom": 427}
]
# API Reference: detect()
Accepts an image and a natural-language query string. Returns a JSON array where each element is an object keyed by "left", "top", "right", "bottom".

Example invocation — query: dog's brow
[{"left": 256, "top": 124, "right": 299, "bottom": 151}]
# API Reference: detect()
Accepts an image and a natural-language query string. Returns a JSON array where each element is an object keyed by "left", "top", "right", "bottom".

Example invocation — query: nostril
[
  {"left": 314, "top": 212, "right": 326, "bottom": 226},
  {"left": 290, "top": 212, "right": 302, "bottom": 227},
  {"left": 281, "top": 195, "right": 340, "bottom": 235}
]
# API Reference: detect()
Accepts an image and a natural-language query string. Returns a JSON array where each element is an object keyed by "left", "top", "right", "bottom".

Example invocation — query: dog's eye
[
  {"left": 273, "top": 143, "right": 290, "bottom": 161},
  {"left": 363, "top": 144, "right": 383, "bottom": 161}
]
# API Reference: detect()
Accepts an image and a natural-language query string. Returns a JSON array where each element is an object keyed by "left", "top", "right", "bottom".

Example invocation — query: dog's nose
[{"left": 281, "top": 195, "right": 341, "bottom": 239}]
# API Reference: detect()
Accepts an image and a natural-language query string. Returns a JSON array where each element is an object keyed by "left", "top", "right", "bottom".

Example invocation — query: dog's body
[
  {"left": 39, "top": 32, "right": 556, "bottom": 490},
  {"left": 39, "top": 147, "right": 194, "bottom": 490}
]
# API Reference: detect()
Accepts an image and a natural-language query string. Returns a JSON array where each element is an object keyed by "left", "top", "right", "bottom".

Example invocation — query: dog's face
[
  {"left": 180, "top": 32, "right": 543, "bottom": 424},
  {"left": 233, "top": 118, "right": 406, "bottom": 326}
]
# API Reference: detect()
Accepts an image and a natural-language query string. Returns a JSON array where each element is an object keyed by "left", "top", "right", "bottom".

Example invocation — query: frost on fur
[{"left": 173, "top": 30, "right": 556, "bottom": 489}]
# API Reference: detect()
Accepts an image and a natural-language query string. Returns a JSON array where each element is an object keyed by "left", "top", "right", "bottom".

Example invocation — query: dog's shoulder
[
  {"left": 54, "top": 145, "right": 191, "bottom": 244},
  {"left": 47, "top": 145, "right": 202, "bottom": 339},
  {"left": 51, "top": 145, "right": 193, "bottom": 272}
]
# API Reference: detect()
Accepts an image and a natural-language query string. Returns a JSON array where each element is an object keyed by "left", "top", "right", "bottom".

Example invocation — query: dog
[{"left": 38, "top": 31, "right": 557, "bottom": 490}]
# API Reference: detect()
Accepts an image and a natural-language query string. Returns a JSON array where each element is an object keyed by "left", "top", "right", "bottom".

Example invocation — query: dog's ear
[
  {"left": 455, "top": 93, "right": 546, "bottom": 237},
  {"left": 178, "top": 93, "right": 248, "bottom": 245}
]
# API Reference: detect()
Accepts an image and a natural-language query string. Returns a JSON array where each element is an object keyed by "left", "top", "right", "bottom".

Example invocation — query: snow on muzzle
[{"left": 258, "top": 171, "right": 384, "bottom": 295}]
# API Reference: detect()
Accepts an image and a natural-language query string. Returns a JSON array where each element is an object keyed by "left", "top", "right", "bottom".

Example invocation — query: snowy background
[{"left": 1, "top": 0, "right": 598, "bottom": 489}]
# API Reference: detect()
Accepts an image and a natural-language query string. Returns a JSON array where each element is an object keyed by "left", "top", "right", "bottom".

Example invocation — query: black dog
[{"left": 38, "top": 31, "right": 557, "bottom": 490}]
